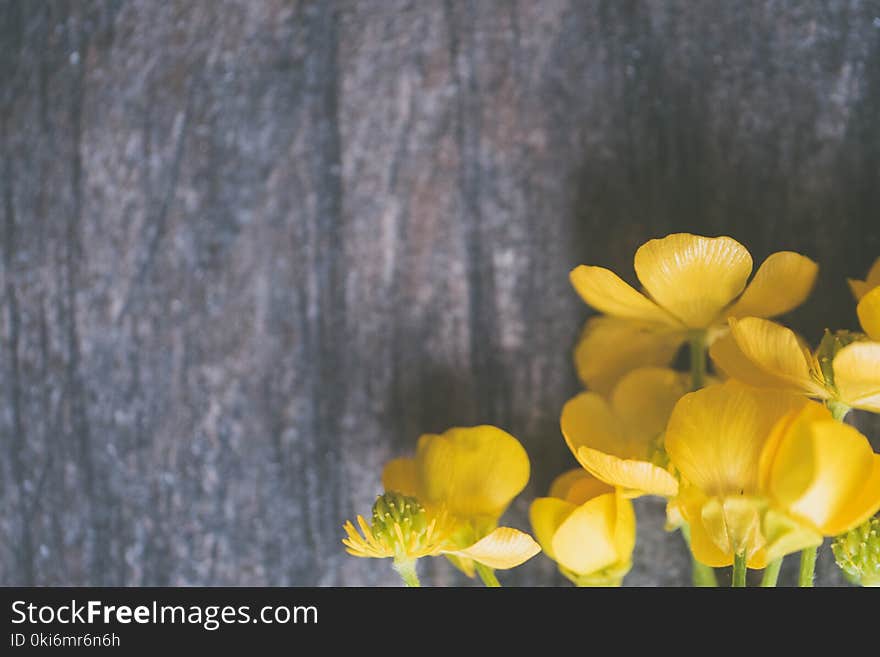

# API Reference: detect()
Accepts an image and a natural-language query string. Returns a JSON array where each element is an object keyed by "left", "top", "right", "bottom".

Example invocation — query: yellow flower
[
  {"left": 570, "top": 233, "right": 817, "bottom": 394},
  {"left": 343, "top": 491, "right": 539, "bottom": 585},
  {"left": 709, "top": 312, "right": 880, "bottom": 413},
  {"left": 848, "top": 257, "right": 880, "bottom": 300},
  {"left": 343, "top": 492, "right": 452, "bottom": 560},
  {"left": 560, "top": 367, "right": 687, "bottom": 498},
  {"left": 530, "top": 469, "right": 635, "bottom": 586},
  {"left": 379, "top": 425, "right": 541, "bottom": 575},
  {"left": 665, "top": 382, "right": 880, "bottom": 568}
]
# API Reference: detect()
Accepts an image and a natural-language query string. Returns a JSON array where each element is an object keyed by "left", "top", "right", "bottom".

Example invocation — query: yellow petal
[
  {"left": 416, "top": 426, "right": 530, "bottom": 519},
  {"left": 710, "top": 330, "right": 806, "bottom": 393},
  {"left": 761, "top": 508, "right": 823, "bottom": 564},
  {"left": 381, "top": 458, "right": 419, "bottom": 496},
  {"left": 576, "top": 447, "right": 679, "bottom": 497},
  {"left": 850, "top": 279, "right": 871, "bottom": 300},
  {"left": 444, "top": 554, "right": 476, "bottom": 578},
  {"left": 849, "top": 257, "right": 880, "bottom": 300},
  {"left": 833, "top": 341, "right": 880, "bottom": 411},
  {"left": 665, "top": 382, "right": 805, "bottom": 497},
  {"left": 758, "top": 402, "right": 831, "bottom": 492},
  {"left": 573, "top": 316, "right": 685, "bottom": 396},
  {"left": 633, "top": 234, "right": 752, "bottom": 328},
  {"left": 700, "top": 496, "right": 765, "bottom": 566},
  {"left": 665, "top": 498, "right": 685, "bottom": 530},
  {"left": 726, "top": 251, "right": 818, "bottom": 319},
  {"left": 767, "top": 418, "right": 874, "bottom": 535},
  {"left": 569, "top": 265, "right": 681, "bottom": 326},
  {"left": 551, "top": 493, "right": 621, "bottom": 576},
  {"left": 560, "top": 392, "right": 628, "bottom": 460},
  {"left": 549, "top": 469, "right": 595, "bottom": 501},
  {"left": 529, "top": 497, "right": 576, "bottom": 560},
  {"left": 856, "top": 286, "right": 880, "bottom": 341},
  {"left": 611, "top": 367, "right": 690, "bottom": 443},
  {"left": 548, "top": 469, "right": 613, "bottom": 505},
  {"left": 726, "top": 317, "right": 826, "bottom": 396},
  {"left": 823, "top": 454, "right": 880, "bottom": 535},
  {"left": 447, "top": 527, "right": 541, "bottom": 570},
  {"left": 679, "top": 500, "right": 735, "bottom": 568}
]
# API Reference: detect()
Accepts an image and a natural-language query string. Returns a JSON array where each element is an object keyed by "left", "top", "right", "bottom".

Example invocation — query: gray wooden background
[{"left": 2, "top": 0, "right": 879, "bottom": 586}]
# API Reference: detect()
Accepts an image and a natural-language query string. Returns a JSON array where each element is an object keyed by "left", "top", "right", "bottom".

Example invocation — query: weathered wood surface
[{"left": 1, "top": 0, "right": 879, "bottom": 586}]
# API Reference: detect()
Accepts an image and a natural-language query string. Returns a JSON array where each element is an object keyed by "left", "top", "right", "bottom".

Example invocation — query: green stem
[
  {"left": 393, "top": 559, "right": 421, "bottom": 587},
  {"left": 732, "top": 552, "right": 747, "bottom": 587},
  {"left": 798, "top": 545, "right": 817, "bottom": 587},
  {"left": 689, "top": 332, "right": 707, "bottom": 391},
  {"left": 475, "top": 562, "right": 501, "bottom": 587},
  {"left": 684, "top": 336, "right": 717, "bottom": 588},
  {"left": 681, "top": 524, "right": 718, "bottom": 587},
  {"left": 761, "top": 558, "right": 783, "bottom": 587}
]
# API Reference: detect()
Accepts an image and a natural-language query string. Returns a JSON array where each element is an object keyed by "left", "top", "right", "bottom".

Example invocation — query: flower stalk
[
  {"left": 689, "top": 332, "right": 707, "bottom": 391},
  {"left": 475, "top": 563, "right": 501, "bottom": 587},
  {"left": 732, "top": 552, "right": 747, "bottom": 587},
  {"left": 798, "top": 546, "right": 817, "bottom": 587},
  {"left": 686, "top": 333, "right": 718, "bottom": 587},
  {"left": 760, "top": 558, "right": 782, "bottom": 587},
  {"left": 828, "top": 400, "right": 850, "bottom": 422},
  {"left": 393, "top": 559, "right": 421, "bottom": 587}
]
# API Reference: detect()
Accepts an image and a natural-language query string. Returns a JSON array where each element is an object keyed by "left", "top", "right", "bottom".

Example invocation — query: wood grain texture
[{"left": 1, "top": 0, "right": 879, "bottom": 586}]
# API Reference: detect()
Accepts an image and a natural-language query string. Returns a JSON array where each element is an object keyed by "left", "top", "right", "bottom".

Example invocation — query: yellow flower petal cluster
[
  {"left": 560, "top": 367, "right": 687, "bottom": 498},
  {"left": 665, "top": 382, "right": 880, "bottom": 568},
  {"left": 710, "top": 295, "right": 880, "bottom": 413},
  {"left": 570, "top": 233, "right": 817, "bottom": 394},
  {"left": 344, "top": 425, "right": 541, "bottom": 577},
  {"left": 530, "top": 469, "right": 635, "bottom": 586}
]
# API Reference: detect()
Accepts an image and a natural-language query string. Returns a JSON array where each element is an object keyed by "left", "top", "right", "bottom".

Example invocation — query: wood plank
[{"left": 1, "top": 0, "right": 878, "bottom": 585}]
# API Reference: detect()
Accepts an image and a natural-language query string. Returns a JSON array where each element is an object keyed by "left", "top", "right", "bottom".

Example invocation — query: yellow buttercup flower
[
  {"left": 560, "top": 367, "right": 687, "bottom": 498},
  {"left": 710, "top": 311, "right": 880, "bottom": 413},
  {"left": 530, "top": 469, "right": 635, "bottom": 586},
  {"left": 848, "top": 257, "right": 880, "bottom": 300},
  {"left": 570, "top": 233, "right": 817, "bottom": 394},
  {"left": 344, "top": 491, "right": 539, "bottom": 585},
  {"left": 665, "top": 382, "right": 880, "bottom": 568},
  {"left": 379, "top": 425, "right": 541, "bottom": 577},
  {"left": 343, "top": 492, "right": 452, "bottom": 560}
]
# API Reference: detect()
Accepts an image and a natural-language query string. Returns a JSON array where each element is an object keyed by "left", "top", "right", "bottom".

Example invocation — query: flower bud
[
  {"left": 371, "top": 491, "right": 428, "bottom": 546},
  {"left": 832, "top": 516, "right": 880, "bottom": 587}
]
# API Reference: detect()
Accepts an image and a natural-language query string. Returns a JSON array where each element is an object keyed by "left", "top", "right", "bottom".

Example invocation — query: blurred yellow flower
[
  {"left": 710, "top": 312, "right": 880, "bottom": 413},
  {"left": 560, "top": 367, "right": 687, "bottom": 498},
  {"left": 848, "top": 257, "right": 880, "bottom": 300},
  {"left": 665, "top": 382, "right": 880, "bottom": 568},
  {"left": 570, "top": 233, "right": 817, "bottom": 394},
  {"left": 379, "top": 425, "right": 540, "bottom": 577},
  {"left": 858, "top": 286, "right": 880, "bottom": 342},
  {"left": 530, "top": 469, "right": 635, "bottom": 586}
]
